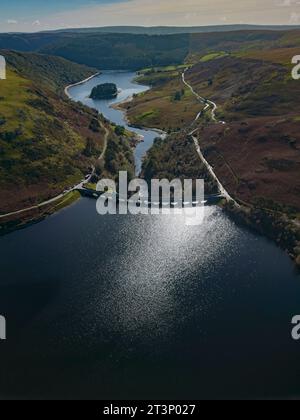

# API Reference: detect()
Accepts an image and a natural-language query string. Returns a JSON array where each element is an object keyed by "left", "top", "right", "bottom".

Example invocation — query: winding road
[
  {"left": 1, "top": 72, "right": 110, "bottom": 220},
  {"left": 1, "top": 69, "right": 235, "bottom": 220},
  {"left": 182, "top": 69, "right": 225, "bottom": 124},
  {"left": 182, "top": 68, "right": 238, "bottom": 205},
  {"left": 0, "top": 120, "right": 109, "bottom": 220}
]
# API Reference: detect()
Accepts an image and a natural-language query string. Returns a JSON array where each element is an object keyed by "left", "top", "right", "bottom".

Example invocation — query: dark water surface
[{"left": 0, "top": 72, "right": 299, "bottom": 400}]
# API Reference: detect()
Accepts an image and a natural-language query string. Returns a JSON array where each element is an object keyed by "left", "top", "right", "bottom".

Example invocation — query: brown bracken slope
[{"left": 185, "top": 53, "right": 300, "bottom": 213}]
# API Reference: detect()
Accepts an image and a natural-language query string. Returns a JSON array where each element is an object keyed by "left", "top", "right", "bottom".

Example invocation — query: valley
[
  {"left": 0, "top": 51, "right": 135, "bottom": 233},
  {"left": 119, "top": 34, "right": 300, "bottom": 265},
  {"left": 1, "top": 24, "right": 300, "bottom": 400},
  {"left": 1, "top": 28, "right": 300, "bottom": 261}
]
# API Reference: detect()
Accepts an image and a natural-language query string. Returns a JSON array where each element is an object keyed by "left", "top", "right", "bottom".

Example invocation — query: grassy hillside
[
  {"left": 123, "top": 65, "right": 201, "bottom": 132},
  {"left": 125, "top": 31, "right": 300, "bottom": 215},
  {"left": 38, "top": 33, "right": 189, "bottom": 70},
  {"left": 0, "top": 50, "right": 134, "bottom": 219},
  {"left": 1, "top": 28, "right": 300, "bottom": 234},
  {"left": 1, "top": 49, "right": 97, "bottom": 93},
  {"left": 185, "top": 52, "right": 300, "bottom": 212},
  {"left": 125, "top": 32, "right": 300, "bottom": 263},
  {"left": 0, "top": 32, "right": 189, "bottom": 70},
  {"left": 0, "top": 26, "right": 300, "bottom": 70},
  {"left": 119, "top": 29, "right": 300, "bottom": 129},
  {"left": 1, "top": 29, "right": 300, "bottom": 71}
]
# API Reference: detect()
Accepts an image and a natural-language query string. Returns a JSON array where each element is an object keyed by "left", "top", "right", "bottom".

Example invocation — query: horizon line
[{"left": 1, "top": 22, "right": 300, "bottom": 35}]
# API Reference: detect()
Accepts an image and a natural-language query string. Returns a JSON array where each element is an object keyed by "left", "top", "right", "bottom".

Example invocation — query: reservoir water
[
  {"left": 67, "top": 71, "right": 163, "bottom": 174},
  {"left": 0, "top": 72, "right": 299, "bottom": 400}
]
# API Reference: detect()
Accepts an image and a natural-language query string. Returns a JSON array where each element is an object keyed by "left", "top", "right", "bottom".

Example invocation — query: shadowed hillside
[
  {"left": 0, "top": 33, "right": 190, "bottom": 70},
  {"left": 0, "top": 49, "right": 98, "bottom": 94},
  {"left": 0, "top": 50, "right": 134, "bottom": 224},
  {"left": 2, "top": 29, "right": 300, "bottom": 71}
]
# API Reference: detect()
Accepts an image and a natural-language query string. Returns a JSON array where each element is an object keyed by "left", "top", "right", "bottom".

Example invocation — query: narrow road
[
  {"left": 98, "top": 125, "right": 109, "bottom": 163},
  {"left": 192, "top": 136, "right": 234, "bottom": 203},
  {"left": 64, "top": 73, "right": 100, "bottom": 99},
  {"left": 182, "top": 69, "right": 225, "bottom": 124},
  {"left": 0, "top": 192, "right": 66, "bottom": 219},
  {"left": 0, "top": 121, "right": 109, "bottom": 220},
  {"left": 182, "top": 68, "right": 238, "bottom": 205},
  {"left": 1, "top": 70, "right": 234, "bottom": 220}
]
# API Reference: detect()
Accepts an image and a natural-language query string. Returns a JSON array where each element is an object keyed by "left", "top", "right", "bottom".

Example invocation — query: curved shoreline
[
  {"left": 64, "top": 72, "right": 101, "bottom": 98},
  {"left": 0, "top": 71, "right": 159, "bottom": 225},
  {"left": 1, "top": 73, "right": 102, "bottom": 224},
  {"left": 111, "top": 99, "right": 167, "bottom": 139}
]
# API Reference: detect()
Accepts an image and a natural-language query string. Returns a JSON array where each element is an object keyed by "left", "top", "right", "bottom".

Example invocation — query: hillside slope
[
  {"left": 128, "top": 35, "right": 300, "bottom": 262},
  {"left": 0, "top": 50, "right": 133, "bottom": 221},
  {"left": 49, "top": 25, "right": 300, "bottom": 35},
  {"left": 0, "top": 33, "right": 190, "bottom": 70},
  {"left": 124, "top": 30, "right": 300, "bottom": 214},
  {"left": 1, "top": 29, "right": 300, "bottom": 70},
  {"left": 184, "top": 52, "right": 300, "bottom": 213},
  {"left": 39, "top": 33, "right": 189, "bottom": 70},
  {"left": 0, "top": 49, "right": 98, "bottom": 94}
]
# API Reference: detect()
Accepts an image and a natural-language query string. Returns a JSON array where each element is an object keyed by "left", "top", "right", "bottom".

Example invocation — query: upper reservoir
[
  {"left": 67, "top": 71, "right": 162, "bottom": 174},
  {"left": 0, "top": 71, "right": 299, "bottom": 400}
]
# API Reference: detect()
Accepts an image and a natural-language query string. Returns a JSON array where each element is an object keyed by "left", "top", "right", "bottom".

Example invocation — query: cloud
[
  {"left": 6, "top": 19, "right": 18, "bottom": 25},
  {"left": 45, "top": 0, "right": 300, "bottom": 28},
  {"left": 2, "top": 0, "right": 300, "bottom": 31},
  {"left": 279, "top": 0, "right": 292, "bottom": 6},
  {"left": 279, "top": 0, "right": 300, "bottom": 6},
  {"left": 290, "top": 11, "right": 300, "bottom": 22}
]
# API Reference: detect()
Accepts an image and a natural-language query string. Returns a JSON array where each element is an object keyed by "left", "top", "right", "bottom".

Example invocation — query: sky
[{"left": 1, "top": 0, "right": 300, "bottom": 32}]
